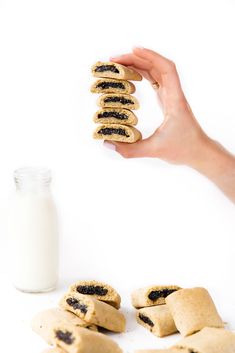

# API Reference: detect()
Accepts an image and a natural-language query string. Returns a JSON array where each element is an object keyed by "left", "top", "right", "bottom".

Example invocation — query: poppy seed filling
[
  {"left": 104, "top": 96, "right": 134, "bottom": 105},
  {"left": 77, "top": 285, "right": 108, "bottom": 296},
  {"left": 95, "top": 65, "right": 119, "bottom": 73},
  {"left": 139, "top": 313, "right": 154, "bottom": 327},
  {"left": 97, "top": 82, "right": 125, "bottom": 90},
  {"left": 55, "top": 330, "right": 75, "bottom": 345},
  {"left": 148, "top": 289, "right": 177, "bottom": 301},
  {"left": 66, "top": 297, "right": 88, "bottom": 314},
  {"left": 98, "top": 111, "right": 128, "bottom": 120},
  {"left": 98, "top": 127, "right": 130, "bottom": 137}
]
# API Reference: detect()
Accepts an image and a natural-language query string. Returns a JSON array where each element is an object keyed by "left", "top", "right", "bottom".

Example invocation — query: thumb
[{"left": 103, "top": 137, "right": 155, "bottom": 158}]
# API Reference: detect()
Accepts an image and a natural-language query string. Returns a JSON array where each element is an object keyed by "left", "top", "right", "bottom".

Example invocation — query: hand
[
  {"left": 104, "top": 47, "right": 235, "bottom": 203},
  {"left": 105, "top": 47, "right": 208, "bottom": 167}
]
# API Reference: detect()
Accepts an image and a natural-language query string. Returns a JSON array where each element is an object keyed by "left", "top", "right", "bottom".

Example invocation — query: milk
[{"left": 8, "top": 168, "right": 59, "bottom": 292}]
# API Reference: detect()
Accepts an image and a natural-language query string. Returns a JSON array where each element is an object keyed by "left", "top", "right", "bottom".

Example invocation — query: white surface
[{"left": 0, "top": 0, "right": 235, "bottom": 352}]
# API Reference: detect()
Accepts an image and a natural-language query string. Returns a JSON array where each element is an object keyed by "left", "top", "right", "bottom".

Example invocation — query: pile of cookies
[
  {"left": 32, "top": 280, "right": 125, "bottom": 353},
  {"left": 91, "top": 61, "right": 142, "bottom": 143},
  {"left": 132, "top": 284, "right": 235, "bottom": 352}
]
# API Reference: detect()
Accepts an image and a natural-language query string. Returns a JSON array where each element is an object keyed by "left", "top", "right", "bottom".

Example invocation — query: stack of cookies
[
  {"left": 91, "top": 61, "right": 142, "bottom": 143},
  {"left": 32, "top": 280, "right": 125, "bottom": 353}
]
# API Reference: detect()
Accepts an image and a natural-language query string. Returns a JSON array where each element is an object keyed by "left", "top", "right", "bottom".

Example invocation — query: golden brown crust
[
  {"left": 131, "top": 285, "right": 181, "bottom": 308},
  {"left": 97, "top": 93, "right": 139, "bottom": 110},
  {"left": 91, "top": 61, "right": 142, "bottom": 81},
  {"left": 69, "top": 280, "right": 121, "bottom": 309},
  {"left": 59, "top": 292, "right": 126, "bottom": 333},
  {"left": 93, "top": 124, "right": 142, "bottom": 143},
  {"left": 166, "top": 287, "right": 224, "bottom": 337},
  {"left": 173, "top": 327, "right": 235, "bottom": 353},
  {"left": 52, "top": 323, "right": 123, "bottom": 353},
  {"left": 137, "top": 305, "right": 178, "bottom": 337},
  {"left": 93, "top": 108, "right": 138, "bottom": 126},
  {"left": 91, "top": 79, "right": 136, "bottom": 94}
]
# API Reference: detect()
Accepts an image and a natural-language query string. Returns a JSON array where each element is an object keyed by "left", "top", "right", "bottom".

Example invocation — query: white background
[{"left": 0, "top": 0, "right": 235, "bottom": 352}]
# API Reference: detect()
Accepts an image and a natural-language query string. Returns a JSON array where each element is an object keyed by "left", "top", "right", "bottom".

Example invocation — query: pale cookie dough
[
  {"left": 69, "top": 280, "right": 121, "bottom": 309},
  {"left": 131, "top": 285, "right": 181, "bottom": 308},
  {"left": 93, "top": 124, "right": 141, "bottom": 143},
  {"left": 91, "top": 79, "right": 136, "bottom": 94},
  {"left": 51, "top": 322, "right": 123, "bottom": 353},
  {"left": 137, "top": 305, "right": 178, "bottom": 337},
  {"left": 97, "top": 93, "right": 139, "bottom": 110},
  {"left": 60, "top": 292, "right": 126, "bottom": 333},
  {"left": 31, "top": 308, "right": 97, "bottom": 345},
  {"left": 166, "top": 287, "right": 224, "bottom": 337},
  {"left": 92, "top": 61, "right": 142, "bottom": 81},
  {"left": 173, "top": 327, "right": 235, "bottom": 353},
  {"left": 93, "top": 108, "right": 138, "bottom": 126}
]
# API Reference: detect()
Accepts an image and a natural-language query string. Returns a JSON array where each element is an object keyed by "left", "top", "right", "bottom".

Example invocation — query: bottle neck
[{"left": 14, "top": 167, "right": 52, "bottom": 193}]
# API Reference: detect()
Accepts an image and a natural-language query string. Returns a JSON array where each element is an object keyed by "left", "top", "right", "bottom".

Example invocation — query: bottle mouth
[{"left": 14, "top": 167, "right": 52, "bottom": 189}]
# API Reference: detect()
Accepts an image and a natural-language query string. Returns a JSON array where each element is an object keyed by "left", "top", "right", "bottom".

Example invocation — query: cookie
[
  {"left": 31, "top": 308, "right": 97, "bottom": 345},
  {"left": 60, "top": 292, "right": 126, "bottom": 333},
  {"left": 91, "top": 79, "right": 136, "bottom": 94},
  {"left": 52, "top": 322, "right": 123, "bottom": 353},
  {"left": 136, "top": 305, "right": 178, "bottom": 337},
  {"left": 166, "top": 287, "right": 224, "bottom": 336},
  {"left": 131, "top": 285, "right": 181, "bottom": 308},
  {"left": 97, "top": 93, "right": 139, "bottom": 109},
  {"left": 173, "top": 327, "right": 235, "bottom": 353},
  {"left": 93, "top": 124, "right": 141, "bottom": 143},
  {"left": 92, "top": 61, "right": 142, "bottom": 81},
  {"left": 93, "top": 108, "right": 138, "bottom": 126},
  {"left": 69, "top": 280, "right": 121, "bottom": 309}
]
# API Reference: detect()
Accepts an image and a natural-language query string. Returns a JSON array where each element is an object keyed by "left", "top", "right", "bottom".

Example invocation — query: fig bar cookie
[
  {"left": 93, "top": 108, "right": 138, "bottom": 126},
  {"left": 31, "top": 308, "right": 97, "bottom": 345},
  {"left": 52, "top": 322, "right": 123, "bottom": 353},
  {"left": 91, "top": 79, "right": 136, "bottom": 94},
  {"left": 92, "top": 61, "right": 142, "bottom": 81},
  {"left": 132, "top": 285, "right": 181, "bottom": 308},
  {"left": 69, "top": 280, "right": 121, "bottom": 309},
  {"left": 166, "top": 287, "right": 224, "bottom": 337},
  {"left": 173, "top": 327, "right": 235, "bottom": 353},
  {"left": 93, "top": 124, "right": 141, "bottom": 143},
  {"left": 137, "top": 305, "right": 178, "bottom": 337},
  {"left": 97, "top": 93, "right": 139, "bottom": 109},
  {"left": 60, "top": 292, "right": 126, "bottom": 333}
]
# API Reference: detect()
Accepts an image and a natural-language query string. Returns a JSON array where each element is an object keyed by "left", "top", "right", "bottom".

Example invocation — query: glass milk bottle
[{"left": 8, "top": 167, "right": 59, "bottom": 292}]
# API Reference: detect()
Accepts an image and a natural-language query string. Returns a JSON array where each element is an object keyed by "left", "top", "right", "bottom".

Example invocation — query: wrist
[{"left": 190, "top": 133, "right": 235, "bottom": 187}]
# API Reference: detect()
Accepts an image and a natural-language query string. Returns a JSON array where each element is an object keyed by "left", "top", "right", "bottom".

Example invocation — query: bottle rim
[{"left": 14, "top": 167, "right": 52, "bottom": 186}]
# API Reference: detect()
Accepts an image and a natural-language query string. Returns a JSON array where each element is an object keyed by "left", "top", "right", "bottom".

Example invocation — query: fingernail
[
  {"left": 133, "top": 46, "right": 144, "bottom": 50},
  {"left": 103, "top": 141, "right": 116, "bottom": 151}
]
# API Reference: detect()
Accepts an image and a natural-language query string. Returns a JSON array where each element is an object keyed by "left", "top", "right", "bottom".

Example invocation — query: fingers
[
  {"left": 133, "top": 47, "right": 183, "bottom": 93},
  {"left": 103, "top": 136, "right": 156, "bottom": 158},
  {"left": 110, "top": 53, "right": 161, "bottom": 84}
]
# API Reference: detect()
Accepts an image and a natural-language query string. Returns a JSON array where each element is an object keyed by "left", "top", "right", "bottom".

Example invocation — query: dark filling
[
  {"left": 76, "top": 285, "right": 108, "bottom": 296},
  {"left": 95, "top": 65, "right": 119, "bottom": 73},
  {"left": 97, "top": 82, "right": 125, "bottom": 90},
  {"left": 98, "top": 128, "right": 130, "bottom": 137},
  {"left": 98, "top": 111, "right": 128, "bottom": 120},
  {"left": 148, "top": 289, "right": 177, "bottom": 301},
  {"left": 66, "top": 297, "right": 88, "bottom": 314},
  {"left": 55, "top": 330, "right": 75, "bottom": 345},
  {"left": 104, "top": 96, "right": 134, "bottom": 105},
  {"left": 139, "top": 314, "right": 154, "bottom": 327}
]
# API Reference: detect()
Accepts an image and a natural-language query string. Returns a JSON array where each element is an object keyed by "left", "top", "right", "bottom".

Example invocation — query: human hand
[{"left": 105, "top": 47, "right": 209, "bottom": 168}]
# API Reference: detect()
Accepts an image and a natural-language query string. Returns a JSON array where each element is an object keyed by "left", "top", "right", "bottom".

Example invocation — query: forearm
[{"left": 190, "top": 136, "right": 235, "bottom": 203}]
